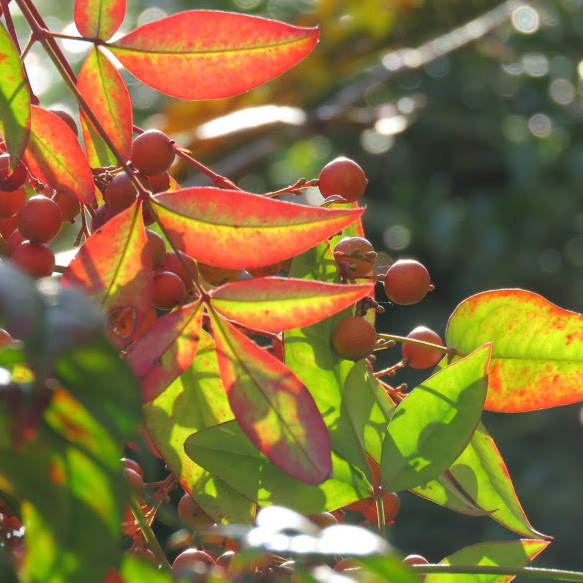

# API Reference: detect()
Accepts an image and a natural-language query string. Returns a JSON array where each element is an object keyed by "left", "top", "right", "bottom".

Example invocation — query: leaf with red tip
[
  {"left": 108, "top": 11, "right": 319, "bottom": 100},
  {"left": 0, "top": 22, "right": 30, "bottom": 167},
  {"left": 425, "top": 539, "right": 549, "bottom": 583},
  {"left": 74, "top": 0, "right": 126, "bottom": 41},
  {"left": 62, "top": 201, "right": 153, "bottom": 345},
  {"left": 144, "top": 330, "right": 255, "bottom": 524},
  {"left": 446, "top": 289, "right": 583, "bottom": 412},
  {"left": 23, "top": 106, "right": 95, "bottom": 204},
  {"left": 210, "top": 278, "right": 373, "bottom": 332},
  {"left": 151, "top": 188, "right": 362, "bottom": 268},
  {"left": 78, "top": 48, "right": 133, "bottom": 166},
  {"left": 209, "top": 309, "right": 332, "bottom": 485},
  {"left": 126, "top": 300, "right": 203, "bottom": 402}
]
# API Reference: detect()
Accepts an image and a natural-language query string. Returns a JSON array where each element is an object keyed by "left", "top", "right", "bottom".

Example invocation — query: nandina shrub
[{"left": 0, "top": 2, "right": 582, "bottom": 583}]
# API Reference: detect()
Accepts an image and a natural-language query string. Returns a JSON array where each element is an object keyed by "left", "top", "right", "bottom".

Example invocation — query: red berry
[
  {"left": 308, "top": 512, "right": 338, "bottom": 528},
  {"left": 403, "top": 554, "right": 430, "bottom": 566},
  {"left": 172, "top": 548, "right": 215, "bottom": 572},
  {"left": 123, "top": 467, "right": 144, "bottom": 490},
  {"left": 362, "top": 492, "right": 400, "bottom": 524},
  {"left": 52, "top": 192, "right": 80, "bottom": 223},
  {"left": 318, "top": 157, "right": 368, "bottom": 202},
  {"left": 0, "top": 154, "right": 11, "bottom": 181},
  {"left": 147, "top": 172, "right": 171, "bottom": 193},
  {"left": 18, "top": 195, "right": 62, "bottom": 243},
  {"left": 91, "top": 204, "right": 116, "bottom": 231},
  {"left": 161, "top": 251, "right": 197, "bottom": 292},
  {"left": 11, "top": 241, "right": 55, "bottom": 278},
  {"left": 104, "top": 173, "right": 139, "bottom": 213},
  {"left": 402, "top": 326, "right": 444, "bottom": 369},
  {"left": 131, "top": 130, "right": 175, "bottom": 176},
  {"left": 333, "top": 236, "right": 376, "bottom": 277},
  {"left": 0, "top": 187, "right": 26, "bottom": 219},
  {"left": 331, "top": 316, "right": 377, "bottom": 361},
  {"left": 384, "top": 259, "right": 431, "bottom": 305},
  {"left": 0, "top": 213, "right": 18, "bottom": 239},
  {"left": 0, "top": 160, "right": 27, "bottom": 192},
  {"left": 7, "top": 229, "right": 25, "bottom": 252},
  {"left": 121, "top": 458, "right": 143, "bottom": 479},
  {"left": 152, "top": 270, "right": 186, "bottom": 310},
  {"left": 177, "top": 494, "right": 214, "bottom": 530},
  {"left": 145, "top": 229, "right": 166, "bottom": 269}
]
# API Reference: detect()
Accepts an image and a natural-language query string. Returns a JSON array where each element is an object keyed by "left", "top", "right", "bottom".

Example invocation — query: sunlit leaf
[
  {"left": 150, "top": 188, "right": 362, "bottom": 268},
  {"left": 381, "top": 344, "right": 491, "bottom": 492},
  {"left": 108, "top": 11, "right": 319, "bottom": 99},
  {"left": 78, "top": 48, "right": 133, "bottom": 165},
  {"left": 424, "top": 539, "right": 550, "bottom": 583},
  {"left": 357, "top": 556, "right": 420, "bottom": 583},
  {"left": 0, "top": 388, "right": 127, "bottom": 583},
  {"left": 446, "top": 289, "right": 583, "bottom": 412},
  {"left": 74, "top": 0, "right": 126, "bottom": 40},
  {"left": 210, "top": 309, "right": 332, "bottom": 485},
  {"left": 0, "top": 23, "right": 30, "bottom": 167},
  {"left": 118, "top": 554, "right": 172, "bottom": 582},
  {"left": 127, "top": 300, "right": 203, "bottom": 403},
  {"left": 185, "top": 420, "right": 371, "bottom": 514},
  {"left": 23, "top": 106, "right": 95, "bottom": 204},
  {"left": 62, "top": 201, "right": 153, "bottom": 346},
  {"left": 210, "top": 278, "right": 373, "bottom": 332},
  {"left": 447, "top": 422, "right": 545, "bottom": 538},
  {"left": 144, "top": 330, "right": 255, "bottom": 524}
]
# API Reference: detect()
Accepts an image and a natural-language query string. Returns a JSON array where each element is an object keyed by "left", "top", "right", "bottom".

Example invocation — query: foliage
[{"left": 0, "top": 0, "right": 583, "bottom": 582}]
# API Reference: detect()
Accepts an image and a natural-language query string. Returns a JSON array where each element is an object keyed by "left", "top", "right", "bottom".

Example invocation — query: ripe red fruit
[
  {"left": 131, "top": 130, "right": 175, "bottom": 176},
  {"left": 152, "top": 270, "right": 186, "bottom": 310},
  {"left": 7, "top": 229, "right": 25, "bottom": 252},
  {"left": 147, "top": 172, "right": 171, "bottom": 193},
  {"left": 172, "top": 548, "right": 215, "bottom": 572},
  {"left": 383, "top": 259, "right": 431, "bottom": 305},
  {"left": 308, "top": 512, "right": 338, "bottom": 528},
  {"left": 145, "top": 229, "right": 166, "bottom": 269},
  {"left": 198, "top": 262, "right": 241, "bottom": 286},
  {"left": 331, "top": 316, "right": 377, "bottom": 361},
  {"left": 18, "top": 195, "right": 62, "bottom": 243},
  {"left": 162, "top": 251, "right": 197, "bottom": 291},
  {"left": 104, "top": 173, "right": 139, "bottom": 213},
  {"left": 0, "top": 213, "right": 18, "bottom": 239},
  {"left": 177, "top": 493, "right": 214, "bottom": 530},
  {"left": 123, "top": 467, "right": 144, "bottom": 490},
  {"left": 318, "top": 157, "right": 368, "bottom": 202},
  {"left": 402, "top": 326, "right": 445, "bottom": 369},
  {"left": 11, "top": 241, "right": 55, "bottom": 278},
  {"left": 121, "top": 458, "right": 143, "bottom": 479},
  {"left": 52, "top": 192, "right": 80, "bottom": 223},
  {"left": 362, "top": 492, "right": 401, "bottom": 524},
  {"left": 0, "top": 187, "right": 25, "bottom": 219},
  {"left": 0, "top": 160, "right": 27, "bottom": 191},
  {"left": 333, "top": 236, "right": 376, "bottom": 277},
  {"left": 91, "top": 204, "right": 116, "bottom": 231},
  {"left": 403, "top": 554, "right": 430, "bottom": 566}
]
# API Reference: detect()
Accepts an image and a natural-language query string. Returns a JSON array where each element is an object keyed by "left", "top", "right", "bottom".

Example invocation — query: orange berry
[
  {"left": 384, "top": 259, "right": 431, "bottom": 305},
  {"left": 333, "top": 236, "right": 376, "bottom": 277},
  {"left": 131, "top": 130, "right": 175, "bottom": 176},
  {"left": 403, "top": 554, "right": 429, "bottom": 566},
  {"left": 145, "top": 229, "right": 166, "bottom": 269},
  {"left": 402, "top": 326, "right": 445, "bottom": 369},
  {"left": 152, "top": 270, "right": 186, "bottom": 310},
  {"left": 177, "top": 494, "right": 214, "bottom": 530},
  {"left": 18, "top": 195, "right": 62, "bottom": 243},
  {"left": 319, "top": 157, "right": 368, "bottom": 202},
  {"left": 162, "top": 251, "right": 197, "bottom": 291},
  {"left": 331, "top": 316, "right": 377, "bottom": 361},
  {"left": 362, "top": 492, "right": 400, "bottom": 524}
]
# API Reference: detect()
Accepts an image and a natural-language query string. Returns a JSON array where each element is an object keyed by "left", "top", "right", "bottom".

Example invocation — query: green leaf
[
  {"left": 0, "top": 388, "right": 126, "bottom": 583},
  {"left": 424, "top": 539, "right": 550, "bottom": 583},
  {"left": 0, "top": 22, "right": 30, "bottom": 167},
  {"left": 446, "top": 289, "right": 583, "bottom": 412},
  {"left": 118, "top": 554, "right": 172, "bottom": 582},
  {"left": 447, "top": 422, "right": 545, "bottom": 538},
  {"left": 381, "top": 344, "right": 491, "bottom": 492},
  {"left": 357, "top": 555, "right": 421, "bottom": 583},
  {"left": 185, "top": 420, "right": 371, "bottom": 514},
  {"left": 144, "top": 330, "right": 254, "bottom": 524}
]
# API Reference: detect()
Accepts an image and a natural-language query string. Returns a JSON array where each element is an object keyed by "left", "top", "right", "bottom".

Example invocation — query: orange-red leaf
[
  {"left": 62, "top": 201, "right": 153, "bottom": 346},
  {"left": 78, "top": 48, "right": 133, "bottom": 165},
  {"left": 209, "top": 309, "right": 332, "bottom": 485},
  {"left": 74, "top": 0, "right": 126, "bottom": 41},
  {"left": 108, "top": 11, "right": 319, "bottom": 100},
  {"left": 23, "top": 106, "right": 95, "bottom": 204},
  {"left": 151, "top": 188, "right": 362, "bottom": 268},
  {"left": 126, "top": 300, "right": 203, "bottom": 402},
  {"left": 210, "top": 278, "right": 373, "bottom": 332},
  {"left": 446, "top": 289, "right": 583, "bottom": 412}
]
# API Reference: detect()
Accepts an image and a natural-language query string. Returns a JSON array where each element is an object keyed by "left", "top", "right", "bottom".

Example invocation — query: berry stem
[
  {"left": 377, "top": 333, "right": 457, "bottom": 356},
  {"left": 129, "top": 495, "right": 171, "bottom": 571},
  {"left": 409, "top": 564, "right": 583, "bottom": 581}
]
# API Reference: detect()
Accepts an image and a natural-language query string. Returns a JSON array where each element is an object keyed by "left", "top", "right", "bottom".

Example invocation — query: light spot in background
[
  {"left": 424, "top": 56, "right": 450, "bottom": 79},
  {"left": 138, "top": 7, "right": 167, "bottom": 26},
  {"left": 538, "top": 249, "right": 562, "bottom": 274},
  {"left": 304, "top": 186, "right": 325, "bottom": 206},
  {"left": 383, "top": 225, "right": 411, "bottom": 251},
  {"left": 512, "top": 5, "right": 540, "bottom": 34},
  {"left": 397, "top": 97, "right": 416, "bottom": 114},
  {"left": 0, "top": 368, "right": 11, "bottom": 386},
  {"left": 502, "top": 62, "right": 524, "bottom": 76},
  {"left": 522, "top": 53, "right": 549, "bottom": 77},
  {"left": 361, "top": 129, "right": 393, "bottom": 155},
  {"left": 60, "top": 22, "right": 90, "bottom": 55},
  {"left": 24, "top": 50, "right": 52, "bottom": 96},
  {"left": 131, "top": 85, "right": 158, "bottom": 110},
  {"left": 549, "top": 78, "right": 575, "bottom": 106},
  {"left": 528, "top": 113, "right": 552, "bottom": 138},
  {"left": 375, "top": 115, "right": 408, "bottom": 136}
]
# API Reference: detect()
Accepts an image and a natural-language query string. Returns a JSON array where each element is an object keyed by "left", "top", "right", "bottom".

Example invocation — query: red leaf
[
  {"left": 23, "top": 106, "right": 95, "bottom": 204},
  {"left": 210, "top": 309, "right": 332, "bottom": 485},
  {"left": 78, "top": 48, "right": 133, "bottom": 165},
  {"left": 108, "top": 11, "right": 319, "bottom": 99},
  {"left": 151, "top": 188, "right": 363, "bottom": 268},
  {"left": 126, "top": 300, "right": 203, "bottom": 402},
  {"left": 62, "top": 201, "right": 153, "bottom": 346},
  {"left": 74, "top": 0, "right": 126, "bottom": 41},
  {"left": 210, "top": 278, "right": 373, "bottom": 332},
  {"left": 446, "top": 289, "right": 583, "bottom": 412}
]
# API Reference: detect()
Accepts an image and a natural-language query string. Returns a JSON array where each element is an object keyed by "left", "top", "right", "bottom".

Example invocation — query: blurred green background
[{"left": 13, "top": 0, "right": 583, "bottom": 574}]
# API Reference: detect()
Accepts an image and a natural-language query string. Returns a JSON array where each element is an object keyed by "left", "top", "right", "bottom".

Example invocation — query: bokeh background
[{"left": 12, "top": 0, "right": 583, "bottom": 574}]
